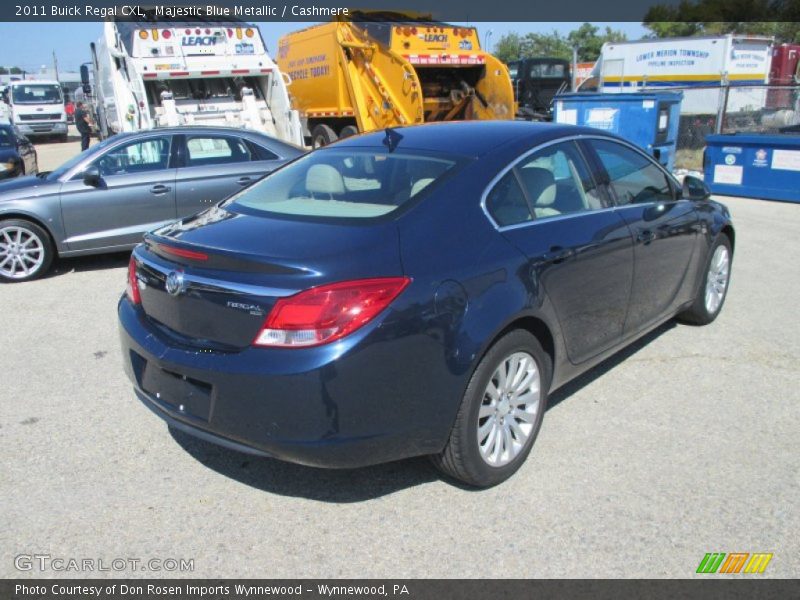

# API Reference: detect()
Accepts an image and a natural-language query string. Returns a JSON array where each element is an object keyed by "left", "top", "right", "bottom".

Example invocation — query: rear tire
[
  {"left": 678, "top": 234, "right": 732, "bottom": 325},
  {"left": 311, "top": 124, "right": 337, "bottom": 148},
  {"left": 0, "top": 219, "right": 54, "bottom": 282},
  {"left": 431, "top": 330, "right": 551, "bottom": 488}
]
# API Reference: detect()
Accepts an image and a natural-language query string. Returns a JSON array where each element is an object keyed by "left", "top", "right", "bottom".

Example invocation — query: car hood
[{"left": 0, "top": 174, "right": 58, "bottom": 201}]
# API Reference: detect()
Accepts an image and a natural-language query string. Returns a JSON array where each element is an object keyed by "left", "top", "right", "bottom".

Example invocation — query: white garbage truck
[{"left": 89, "top": 20, "right": 303, "bottom": 145}]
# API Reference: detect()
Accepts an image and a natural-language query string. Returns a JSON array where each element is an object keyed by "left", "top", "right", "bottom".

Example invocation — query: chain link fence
[{"left": 664, "top": 84, "right": 800, "bottom": 171}]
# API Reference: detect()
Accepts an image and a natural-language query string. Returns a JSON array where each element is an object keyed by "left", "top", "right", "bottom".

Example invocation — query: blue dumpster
[
  {"left": 554, "top": 92, "right": 683, "bottom": 171},
  {"left": 704, "top": 134, "right": 800, "bottom": 203}
]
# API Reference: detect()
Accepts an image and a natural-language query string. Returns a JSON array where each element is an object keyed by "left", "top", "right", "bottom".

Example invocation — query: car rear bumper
[{"left": 118, "top": 296, "right": 454, "bottom": 469}]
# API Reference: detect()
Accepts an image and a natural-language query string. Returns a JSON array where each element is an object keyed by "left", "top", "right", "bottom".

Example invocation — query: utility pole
[
  {"left": 572, "top": 46, "right": 578, "bottom": 91},
  {"left": 52, "top": 51, "right": 59, "bottom": 82}
]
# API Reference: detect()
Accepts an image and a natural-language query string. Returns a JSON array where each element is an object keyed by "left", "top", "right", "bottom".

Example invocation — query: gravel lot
[{"left": 1, "top": 132, "right": 798, "bottom": 579}]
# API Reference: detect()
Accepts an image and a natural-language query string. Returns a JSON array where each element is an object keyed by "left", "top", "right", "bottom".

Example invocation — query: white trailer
[
  {"left": 581, "top": 35, "right": 774, "bottom": 114},
  {"left": 90, "top": 20, "right": 303, "bottom": 144}
]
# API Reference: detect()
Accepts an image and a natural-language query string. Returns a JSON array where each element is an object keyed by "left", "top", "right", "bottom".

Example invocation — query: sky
[{"left": 0, "top": 21, "right": 648, "bottom": 73}]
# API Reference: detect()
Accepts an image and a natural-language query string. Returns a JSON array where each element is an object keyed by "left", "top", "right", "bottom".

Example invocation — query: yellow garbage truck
[{"left": 277, "top": 14, "right": 515, "bottom": 147}]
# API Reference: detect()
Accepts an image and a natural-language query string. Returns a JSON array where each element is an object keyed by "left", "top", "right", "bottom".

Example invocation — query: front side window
[
  {"left": 590, "top": 139, "right": 674, "bottom": 206},
  {"left": 92, "top": 137, "right": 171, "bottom": 177},
  {"left": 228, "top": 148, "right": 458, "bottom": 220},
  {"left": 11, "top": 84, "right": 63, "bottom": 104},
  {"left": 485, "top": 141, "right": 605, "bottom": 227},
  {"left": 185, "top": 136, "right": 251, "bottom": 167},
  {"left": 516, "top": 142, "right": 605, "bottom": 219}
]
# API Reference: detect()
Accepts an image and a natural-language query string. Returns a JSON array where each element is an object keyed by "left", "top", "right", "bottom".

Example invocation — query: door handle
[
  {"left": 150, "top": 184, "right": 170, "bottom": 195},
  {"left": 541, "top": 246, "right": 575, "bottom": 265},
  {"left": 637, "top": 230, "right": 657, "bottom": 245},
  {"left": 236, "top": 177, "right": 253, "bottom": 186}
]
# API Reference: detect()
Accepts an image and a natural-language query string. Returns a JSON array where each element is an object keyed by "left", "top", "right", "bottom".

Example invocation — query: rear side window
[
  {"left": 485, "top": 172, "right": 531, "bottom": 227},
  {"left": 590, "top": 139, "right": 674, "bottom": 205},
  {"left": 185, "top": 136, "right": 251, "bottom": 167},
  {"left": 228, "top": 149, "right": 457, "bottom": 219}
]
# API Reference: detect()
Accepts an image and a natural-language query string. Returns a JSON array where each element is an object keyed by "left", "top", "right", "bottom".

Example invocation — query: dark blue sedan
[
  {"left": 119, "top": 121, "right": 734, "bottom": 487},
  {"left": 0, "top": 124, "right": 37, "bottom": 180}
]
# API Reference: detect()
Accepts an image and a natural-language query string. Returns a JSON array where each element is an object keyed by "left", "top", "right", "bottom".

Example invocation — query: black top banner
[{"left": 2, "top": 0, "right": 799, "bottom": 22}]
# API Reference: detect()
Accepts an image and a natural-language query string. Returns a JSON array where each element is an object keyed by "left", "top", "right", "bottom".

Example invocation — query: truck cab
[
  {"left": 508, "top": 57, "right": 571, "bottom": 121},
  {"left": 5, "top": 80, "right": 68, "bottom": 142}
]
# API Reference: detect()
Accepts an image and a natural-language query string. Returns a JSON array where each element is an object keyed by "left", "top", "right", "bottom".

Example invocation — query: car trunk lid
[{"left": 134, "top": 206, "right": 403, "bottom": 349}]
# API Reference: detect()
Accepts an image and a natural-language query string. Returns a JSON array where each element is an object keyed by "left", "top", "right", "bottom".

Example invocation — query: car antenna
[{"left": 382, "top": 128, "right": 403, "bottom": 153}]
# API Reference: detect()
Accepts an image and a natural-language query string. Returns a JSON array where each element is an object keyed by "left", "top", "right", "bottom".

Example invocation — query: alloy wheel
[
  {"left": 477, "top": 351, "right": 541, "bottom": 467},
  {"left": 0, "top": 226, "right": 45, "bottom": 280},
  {"left": 704, "top": 245, "right": 730, "bottom": 315}
]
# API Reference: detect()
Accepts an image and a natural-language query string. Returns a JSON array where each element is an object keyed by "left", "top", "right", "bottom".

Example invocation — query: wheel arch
[
  {"left": 477, "top": 314, "right": 556, "bottom": 377},
  {"left": 0, "top": 211, "right": 61, "bottom": 255},
  {"left": 720, "top": 224, "right": 735, "bottom": 254}
]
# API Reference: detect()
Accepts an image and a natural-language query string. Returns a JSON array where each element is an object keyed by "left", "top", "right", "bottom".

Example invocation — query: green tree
[
  {"left": 643, "top": 0, "right": 800, "bottom": 43},
  {"left": 567, "top": 23, "right": 628, "bottom": 62},
  {"left": 522, "top": 31, "right": 573, "bottom": 60},
  {"left": 493, "top": 23, "right": 627, "bottom": 64},
  {"left": 493, "top": 32, "right": 525, "bottom": 64}
]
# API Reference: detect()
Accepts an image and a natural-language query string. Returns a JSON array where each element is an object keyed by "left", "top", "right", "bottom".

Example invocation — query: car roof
[
  {"left": 330, "top": 121, "right": 608, "bottom": 157},
  {"left": 115, "top": 125, "right": 271, "bottom": 137},
  {"left": 110, "top": 126, "right": 305, "bottom": 152}
]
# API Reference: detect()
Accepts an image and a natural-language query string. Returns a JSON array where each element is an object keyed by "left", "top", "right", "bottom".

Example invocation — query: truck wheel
[
  {"left": 311, "top": 124, "right": 337, "bottom": 148},
  {"left": 339, "top": 125, "right": 359, "bottom": 139}
]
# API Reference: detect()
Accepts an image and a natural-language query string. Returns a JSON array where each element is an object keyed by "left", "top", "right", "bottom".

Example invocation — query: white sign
[
  {"left": 771, "top": 149, "right": 800, "bottom": 172},
  {"left": 713, "top": 164, "right": 743, "bottom": 185},
  {"left": 557, "top": 109, "right": 577, "bottom": 125},
  {"left": 586, "top": 108, "right": 617, "bottom": 130}
]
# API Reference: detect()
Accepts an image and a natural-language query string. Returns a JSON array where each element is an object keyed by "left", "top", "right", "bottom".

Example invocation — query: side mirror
[
  {"left": 83, "top": 166, "right": 102, "bottom": 187},
  {"left": 682, "top": 175, "right": 711, "bottom": 201}
]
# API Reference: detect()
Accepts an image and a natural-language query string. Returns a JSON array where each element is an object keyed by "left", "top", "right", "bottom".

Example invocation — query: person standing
[{"left": 74, "top": 102, "right": 92, "bottom": 151}]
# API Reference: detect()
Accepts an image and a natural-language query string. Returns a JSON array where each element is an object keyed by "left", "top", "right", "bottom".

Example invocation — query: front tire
[
  {"left": 0, "top": 219, "right": 54, "bottom": 282},
  {"left": 678, "top": 234, "right": 732, "bottom": 325},
  {"left": 432, "top": 330, "right": 552, "bottom": 487}
]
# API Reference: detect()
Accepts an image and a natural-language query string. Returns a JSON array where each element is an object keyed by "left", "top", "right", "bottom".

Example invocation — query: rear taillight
[
  {"left": 253, "top": 277, "right": 411, "bottom": 348},
  {"left": 126, "top": 256, "right": 141, "bottom": 305},
  {"left": 155, "top": 243, "right": 208, "bottom": 261}
]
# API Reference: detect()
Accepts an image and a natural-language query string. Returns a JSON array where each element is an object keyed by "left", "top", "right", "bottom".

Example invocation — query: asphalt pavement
[{"left": 1, "top": 132, "right": 798, "bottom": 578}]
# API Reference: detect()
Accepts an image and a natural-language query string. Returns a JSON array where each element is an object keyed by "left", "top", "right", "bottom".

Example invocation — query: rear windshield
[
  {"left": 0, "top": 127, "right": 13, "bottom": 147},
  {"left": 228, "top": 148, "right": 458, "bottom": 219}
]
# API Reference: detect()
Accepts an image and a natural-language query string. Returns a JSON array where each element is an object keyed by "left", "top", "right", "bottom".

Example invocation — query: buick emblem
[{"left": 165, "top": 270, "right": 185, "bottom": 297}]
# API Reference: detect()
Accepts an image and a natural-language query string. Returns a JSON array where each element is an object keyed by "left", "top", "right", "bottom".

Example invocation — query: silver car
[{"left": 0, "top": 126, "right": 304, "bottom": 282}]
